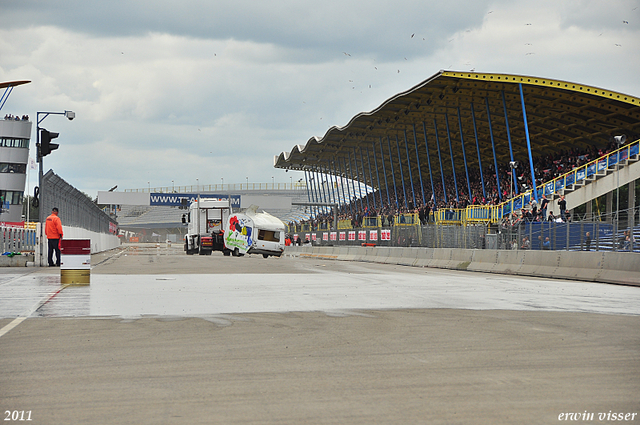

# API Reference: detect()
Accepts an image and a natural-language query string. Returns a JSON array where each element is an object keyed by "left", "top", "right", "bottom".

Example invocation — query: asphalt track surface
[{"left": 0, "top": 243, "right": 639, "bottom": 424}]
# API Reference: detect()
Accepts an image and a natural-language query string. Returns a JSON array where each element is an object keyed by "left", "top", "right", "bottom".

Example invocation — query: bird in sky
[
  {"left": 622, "top": 20, "right": 628, "bottom": 24},
  {"left": 343, "top": 52, "right": 351, "bottom": 56},
  {"left": 615, "top": 43, "right": 622, "bottom": 47},
  {"left": 411, "top": 33, "right": 415, "bottom": 38}
]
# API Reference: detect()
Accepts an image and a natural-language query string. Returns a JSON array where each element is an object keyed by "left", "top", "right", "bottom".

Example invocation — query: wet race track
[
  {"left": 2, "top": 243, "right": 640, "bottom": 319},
  {"left": 1, "top": 243, "right": 639, "bottom": 424}
]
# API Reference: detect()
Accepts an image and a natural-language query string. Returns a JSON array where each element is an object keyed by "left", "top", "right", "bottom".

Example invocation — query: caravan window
[{"left": 258, "top": 229, "right": 280, "bottom": 242}]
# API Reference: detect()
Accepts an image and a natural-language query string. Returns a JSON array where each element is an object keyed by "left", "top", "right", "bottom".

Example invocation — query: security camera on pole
[{"left": 35, "top": 110, "right": 75, "bottom": 266}]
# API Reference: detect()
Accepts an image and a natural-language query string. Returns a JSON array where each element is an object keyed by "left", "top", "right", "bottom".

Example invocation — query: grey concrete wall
[{"left": 286, "top": 246, "right": 640, "bottom": 287}]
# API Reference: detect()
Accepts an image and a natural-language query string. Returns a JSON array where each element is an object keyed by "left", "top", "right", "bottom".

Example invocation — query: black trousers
[{"left": 48, "top": 238, "right": 60, "bottom": 266}]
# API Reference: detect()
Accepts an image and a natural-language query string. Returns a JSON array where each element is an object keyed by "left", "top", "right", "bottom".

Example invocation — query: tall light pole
[
  {"left": 36, "top": 110, "right": 74, "bottom": 266},
  {"left": 613, "top": 135, "right": 626, "bottom": 251}
]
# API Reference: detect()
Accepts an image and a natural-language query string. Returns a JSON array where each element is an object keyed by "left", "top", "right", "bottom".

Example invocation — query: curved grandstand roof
[{"left": 274, "top": 70, "right": 640, "bottom": 190}]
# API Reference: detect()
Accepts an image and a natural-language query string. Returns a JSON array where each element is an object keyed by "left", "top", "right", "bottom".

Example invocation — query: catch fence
[{"left": 43, "top": 170, "right": 116, "bottom": 234}]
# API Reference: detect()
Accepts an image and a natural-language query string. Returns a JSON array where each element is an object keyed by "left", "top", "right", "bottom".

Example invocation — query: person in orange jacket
[{"left": 45, "top": 207, "right": 64, "bottom": 266}]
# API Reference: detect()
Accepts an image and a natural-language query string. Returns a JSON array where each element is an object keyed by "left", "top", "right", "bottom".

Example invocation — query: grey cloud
[{"left": 2, "top": 0, "right": 490, "bottom": 61}]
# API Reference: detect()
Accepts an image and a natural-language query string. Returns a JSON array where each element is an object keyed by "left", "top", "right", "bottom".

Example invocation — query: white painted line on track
[
  {"left": 0, "top": 285, "right": 68, "bottom": 338},
  {"left": 0, "top": 316, "right": 28, "bottom": 338}
]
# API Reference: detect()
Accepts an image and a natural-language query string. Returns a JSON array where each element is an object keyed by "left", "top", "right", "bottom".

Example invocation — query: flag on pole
[{"left": 28, "top": 156, "right": 37, "bottom": 170}]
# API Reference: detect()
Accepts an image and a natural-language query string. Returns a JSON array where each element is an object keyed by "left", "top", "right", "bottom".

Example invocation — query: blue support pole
[
  {"left": 304, "top": 170, "right": 312, "bottom": 205},
  {"left": 332, "top": 161, "right": 344, "bottom": 211},
  {"left": 358, "top": 147, "right": 370, "bottom": 212},
  {"left": 433, "top": 119, "right": 448, "bottom": 204},
  {"left": 422, "top": 122, "right": 436, "bottom": 204},
  {"left": 307, "top": 169, "right": 317, "bottom": 217},
  {"left": 319, "top": 167, "right": 329, "bottom": 213},
  {"left": 386, "top": 136, "right": 400, "bottom": 209},
  {"left": 378, "top": 138, "right": 391, "bottom": 207},
  {"left": 395, "top": 134, "right": 409, "bottom": 209},
  {"left": 519, "top": 83, "right": 538, "bottom": 200},
  {"left": 457, "top": 107, "right": 472, "bottom": 201},
  {"left": 485, "top": 97, "right": 502, "bottom": 200},
  {"left": 444, "top": 113, "right": 459, "bottom": 202},
  {"left": 336, "top": 160, "right": 348, "bottom": 214},
  {"left": 326, "top": 164, "right": 336, "bottom": 206},
  {"left": 322, "top": 166, "right": 332, "bottom": 209},
  {"left": 470, "top": 103, "right": 486, "bottom": 200},
  {"left": 313, "top": 168, "right": 323, "bottom": 216},
  {"left": 365, "top": 147, "right": 377, "bottom": 210},
  {"left": 502, "top": 91, "right": 518, "bottom": 195},
  {"left": 351, "top": 149, "right": 364, "bottom": 212},
  {"left": 340, "top": 158, "right": 353, "bottom": 215},
  {"left": 347, "top": 151, "right": 360, "bottom": 212},
  {"left": 412, "top": 124, "right": 426, "bottom": 206},
  {"left": 403, "top": 129, "right": 417, "bottom": 208}
]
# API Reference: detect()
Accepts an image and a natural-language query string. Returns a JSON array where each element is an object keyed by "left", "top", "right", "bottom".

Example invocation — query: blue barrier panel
[
  {"left": 566, "top": 172, "right": 575, "bottom": 187},
  {"left": 598, "top": 158, "right": 607, "bottom": 172},
  {"left": 523, "top": 222, "right": 613, "bottom": 251},
  {"left": 620, "top": 148, "right": 628, "bottom": 161},
  {"left": 514, "top": 197, "right": 523, "bottom": 210},
  {"left": 545, "top": 182, "right": 554, "bottom": 196}
]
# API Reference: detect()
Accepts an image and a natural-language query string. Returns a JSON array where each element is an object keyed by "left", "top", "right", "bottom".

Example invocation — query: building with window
[{"left": 0, "top": 80, "right": 32, "bottom": 224}]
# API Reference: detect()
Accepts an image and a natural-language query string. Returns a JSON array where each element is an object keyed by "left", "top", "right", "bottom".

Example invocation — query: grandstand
[{"left": 274, "top": 70, "right": 640, "bottom": 251}]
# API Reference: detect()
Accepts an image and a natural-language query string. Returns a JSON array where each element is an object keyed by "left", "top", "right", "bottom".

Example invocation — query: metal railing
[
  {"left": 492, "top": 138, "right": 639, "bottom": 222},
  {"left": 289, "top": 215, "right": 638, "bottom": 252},
  {"left": 125, "top": 182, "right": 308, "bottom": 193},
  {"left": 1, "top": 226, "right": 36, "bottom": 252}
]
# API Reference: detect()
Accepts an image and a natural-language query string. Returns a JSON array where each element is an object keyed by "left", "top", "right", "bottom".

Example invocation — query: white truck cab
[{"left": 183, "top": 199, "right": 232, "bottom": 255}]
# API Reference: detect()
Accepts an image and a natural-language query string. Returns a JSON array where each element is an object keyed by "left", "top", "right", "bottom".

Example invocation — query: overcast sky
[{"left": 1, "top": 0, "right": 638, "bottom": 197}]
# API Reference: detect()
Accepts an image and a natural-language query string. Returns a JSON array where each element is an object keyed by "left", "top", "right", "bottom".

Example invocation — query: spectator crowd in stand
[
  {"left": 3, "top": 114, "right": 29, "bottom": 121},
  {"left": 293, "top": 139, "right": 626, "bottom": 230}
]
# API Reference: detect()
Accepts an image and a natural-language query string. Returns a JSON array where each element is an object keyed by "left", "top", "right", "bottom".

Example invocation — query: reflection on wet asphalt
[{"left": 1, "top": 268, "right": 639, "bottom": 319}]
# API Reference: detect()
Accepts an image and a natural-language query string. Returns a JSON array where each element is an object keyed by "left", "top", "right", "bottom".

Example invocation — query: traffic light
[{"left": 39, "top": 128, "right": 59, "bottom": 157}]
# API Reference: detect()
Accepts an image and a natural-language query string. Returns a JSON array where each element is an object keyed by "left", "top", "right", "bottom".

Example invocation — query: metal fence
[
  {"left": 43, "top": 170, "right": 116, "bottom": 234},
  {"left": 291, "top": 218, "right": 639, "bottom": 253},
  {"left": 1, "top": 226, "right": 37, "bottom": 252}
]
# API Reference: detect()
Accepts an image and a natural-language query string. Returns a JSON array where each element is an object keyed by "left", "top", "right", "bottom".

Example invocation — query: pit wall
[
  {"left": 285, "top": 246, "right": 640, "bottom": 287},
  {"left": 34, "top": 224, "right": 121, "bottom": 266}
]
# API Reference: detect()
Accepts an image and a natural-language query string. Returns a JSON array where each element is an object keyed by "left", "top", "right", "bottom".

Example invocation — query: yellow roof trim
[{"left": 442, "top": 71, "right": 640, "bottom": 106}]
